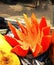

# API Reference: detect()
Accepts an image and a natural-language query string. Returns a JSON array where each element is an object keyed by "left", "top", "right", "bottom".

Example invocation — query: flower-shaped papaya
[{"left": 5, "top": 13, "right": 51, "bottom": 57}]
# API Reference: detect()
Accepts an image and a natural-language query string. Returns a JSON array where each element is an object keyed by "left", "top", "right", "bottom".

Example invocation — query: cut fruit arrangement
[{"left": 4, "top": 13, "right": 51, "bottom": 57}]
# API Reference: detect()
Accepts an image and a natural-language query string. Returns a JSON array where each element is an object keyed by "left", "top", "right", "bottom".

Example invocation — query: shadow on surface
[{"left": 0, "top": 1, "right": 52, "bottom": 22}]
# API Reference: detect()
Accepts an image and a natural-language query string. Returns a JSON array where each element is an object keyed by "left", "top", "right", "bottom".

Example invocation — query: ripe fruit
[
  {"left": 0, "top": 34, "right": 20, "bottom": 65},
  {"left": 5, "top": 13, "right": 51, "bottom": 57},
  {"left": 0, "top": 50, "right": 20, "bottom": 65},
  {"left": 0, "top": 34, "right": 12, "bottom": 53}
]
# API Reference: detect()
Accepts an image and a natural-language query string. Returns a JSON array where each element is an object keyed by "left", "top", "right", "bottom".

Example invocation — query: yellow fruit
[
  {"left": 0, "top": 34, "right": 5, "bottom": 39},
  {"left": 0, "top": 34, "right": 20, "bottom": 65},
  {"left": 0, "top": 50, "right": 20, "bottom": 65},
  {"left": 0, "top": 34, "right": 12, "bottom": 53}
]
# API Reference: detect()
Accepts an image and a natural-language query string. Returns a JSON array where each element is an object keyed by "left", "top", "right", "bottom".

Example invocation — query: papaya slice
[
  {"left": 16, "top": 21, "right": 27, "bottom": 35},
  {"left": 4, "top": 35, "right": 20, "bottom": 47},
  {"left": 39, "top": 16, "right": 47, "bottom": 31},
  {"left": 8, "top": 22, "right": 26, "bottom": 41},
  {"left": 31, "top": 13, "right": 38, "bottom": 35},
  {"left": 32, "top": 43, "right": 42, "bottom": 57},
  {"left": 8, "top": 22, "right": 19, "bottom": 39},
  {"left": 41, "top": 35, "right": 51, "bottom": 53},
  {"left": 11, "top": 41, "right": 29, "bottom": 57},
  {"left": 42, "top": 26, "right": 50, "bottom": 35}
]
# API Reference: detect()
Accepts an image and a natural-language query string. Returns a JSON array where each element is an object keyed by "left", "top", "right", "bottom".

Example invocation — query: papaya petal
[
  {"left": 40, "top": 16, "right": 47, "bottom": 31},
  {"left": 41, "top": 35, "right": 51, "bottom": 53},
  {"left": 23, "top": 14, "right": 33, "bottom": 37},
  {"left": 31, "top": 13, "right": 38, "bottom": 35},
  {"left": 31, "top": 13, "right": 38, "bottom": 29},
  {"left": 8, "top": 22, "right": 26, "bottom": 41},
  {"left": 43, "top": 26, "right": 50, "bottom": 35},
  {"left": 32, "top": 44, "right": 42, "bottom": 57},
  {"left": 4, "top": 35, "right": 20, "bottom": 47},
  {"left": 16, "top": 29, "right": 26, "bottom": 41},
  {"left": 11, "top": 45, "right": 29, "bottom": 57},
  {"left": 8, "top": 22, "right": 19, "bottom": 39},
  {"left": 16, "top": 21, "right": 27, "bottom": 35}
]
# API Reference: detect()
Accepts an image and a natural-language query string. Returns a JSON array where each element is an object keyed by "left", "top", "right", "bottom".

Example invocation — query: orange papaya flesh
[
  {"left": 8, "top": 22, "right": 26, "bottom": 41},
  {"left": 32, "top": 43, "right": 42, "bottom": 57},
  {"left": 4, "top": 35, "right": 20, "bottom": 47},
  {"left": 42, "top": 26, "right": 50, "bottom": 35},
  {"left": 41, "top": 35, "right": 51, "bottom": 53},
  {"left": 39, "top": 16, "right": 47, "bottom": 31},
  {"left": 31, "top": 13, "right": 38, "bottom": 33},
  {"left": 16, "top": 21, "right": 27, "bottom": 35},
  {"left": 23, "top": 14, "right": 33, "bottom": 36},
  {"left": 8, "top": 22, "right": 20, "bottom": 39},
  {"left": 11, "top": 44, "right": 29, "bottom": 57}
]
